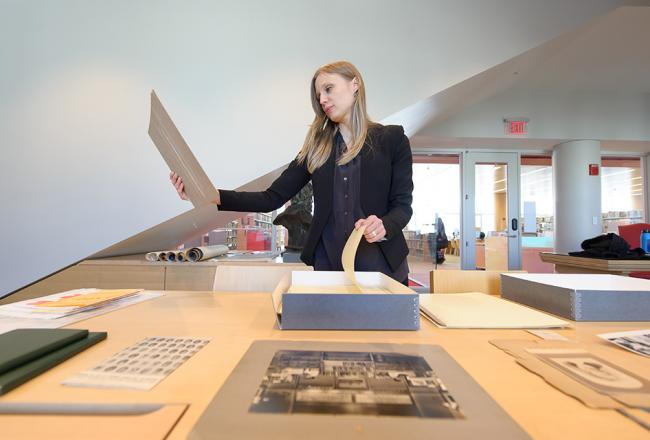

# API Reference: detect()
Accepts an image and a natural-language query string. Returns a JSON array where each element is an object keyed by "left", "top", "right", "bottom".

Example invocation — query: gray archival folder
[{"left": 189, "top": 340, "right": 530, "bottom": 440}]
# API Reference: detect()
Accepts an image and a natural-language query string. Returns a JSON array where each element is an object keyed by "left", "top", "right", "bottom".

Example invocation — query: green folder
[
  {"left": 0, "top": 329, "right": 90, "bottom": 375},
  {"left": 0, "top": 329, "right": 107, "bottom": 395}
]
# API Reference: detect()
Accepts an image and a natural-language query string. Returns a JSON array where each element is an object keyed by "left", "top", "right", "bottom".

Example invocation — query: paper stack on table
[
  {"left": 0, "top": 289, "right": 143, "bottom": 320},
  {"left": 420, "top": 292, "right": 569, "bottom": 328}
]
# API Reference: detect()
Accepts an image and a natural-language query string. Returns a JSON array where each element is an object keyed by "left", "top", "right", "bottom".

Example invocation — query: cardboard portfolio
[
  {"left": 189, "top": 340, "right": 530, "bottom": 440},
  {"left": 3, "top": 403, "right": 187, "bottom": 440},
  {"left": 272, "top": 271, "right": 419, "bottom": 330},
  {"left": 500, "top": 273, "right": 650, "bottom": 321}
]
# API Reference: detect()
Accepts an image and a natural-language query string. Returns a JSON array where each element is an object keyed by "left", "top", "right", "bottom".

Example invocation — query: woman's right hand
[{"left": 170, "top": 171, "right": 189, "bottom": 201}]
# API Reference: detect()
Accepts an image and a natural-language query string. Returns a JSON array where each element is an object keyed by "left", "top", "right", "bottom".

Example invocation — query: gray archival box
[
  {"left": 189, "top": 340, "right": 530, "bottom": 440},
  {"left": 501, "top": 273, "right": 650, "bottom": 321}
]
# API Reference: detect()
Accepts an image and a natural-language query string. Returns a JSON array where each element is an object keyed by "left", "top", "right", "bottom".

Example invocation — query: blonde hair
[{"left": 297, "top": 61, "right": 372, "bottom": 173}]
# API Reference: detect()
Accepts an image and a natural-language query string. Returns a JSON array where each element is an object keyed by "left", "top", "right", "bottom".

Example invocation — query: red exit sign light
[{"left": 503, "top": 118, "right": 529, "bottom": 135}]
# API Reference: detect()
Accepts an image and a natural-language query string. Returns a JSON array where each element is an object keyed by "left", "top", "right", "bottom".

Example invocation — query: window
[{"left": 601, "top": 157, "right": 644, "bottom": 233}]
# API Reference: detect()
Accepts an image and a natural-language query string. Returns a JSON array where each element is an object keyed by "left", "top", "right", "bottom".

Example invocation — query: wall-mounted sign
[
  {"left": 503, "top": 117, "right": 529, "bottom": 135},
  {"left": 589, "top": 164, "right": 599, "bottom": 176}
]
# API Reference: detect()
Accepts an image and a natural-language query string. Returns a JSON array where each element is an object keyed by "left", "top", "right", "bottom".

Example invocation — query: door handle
[{"left": 511, "top": 218, "right": 518, "bottom": 231}]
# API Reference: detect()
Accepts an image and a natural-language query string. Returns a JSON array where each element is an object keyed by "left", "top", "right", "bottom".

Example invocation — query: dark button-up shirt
[{"left": 313, "top": 132, "right": 409, "bottom": 283}]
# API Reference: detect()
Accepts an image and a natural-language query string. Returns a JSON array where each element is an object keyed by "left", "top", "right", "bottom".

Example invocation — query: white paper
[
  {"left": 527, "top": 330, "right": 571, "bottom": 341},
  {"left": 63, "top": 336, "right": 210, "bottom": 390},
  {"left": 598, "top": 329, "right": 650, "bottom": 357}
]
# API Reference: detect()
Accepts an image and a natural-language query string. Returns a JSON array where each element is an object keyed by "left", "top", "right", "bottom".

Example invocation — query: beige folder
[
  {"left": 148, "top": 90, "right": 219, "bottom": 208},
  {"left": 419, "top": 292, "right": 569, "bottom": 328},
  {"left": 3, "top": 403, "right": 187, "bottom": 440}
]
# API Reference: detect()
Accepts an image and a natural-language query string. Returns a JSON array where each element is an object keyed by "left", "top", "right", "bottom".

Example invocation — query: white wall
[
  {"left": 417, "top": 89, "right": 650, "bottom": 141},
  {"left": 0, "top": 0, "right": 636, "bottom": 296}
]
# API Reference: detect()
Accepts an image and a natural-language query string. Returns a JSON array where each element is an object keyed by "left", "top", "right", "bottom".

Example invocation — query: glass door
[{"left": 461, "top": 152, "right": 521, "bottom": 270}]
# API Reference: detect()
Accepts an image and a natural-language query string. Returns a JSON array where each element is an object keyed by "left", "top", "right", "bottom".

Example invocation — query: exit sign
[{"left": 503, "top": 117, "right": 529, "bottom": 135}]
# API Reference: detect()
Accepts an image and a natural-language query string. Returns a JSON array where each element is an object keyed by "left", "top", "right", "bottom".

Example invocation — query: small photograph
[
  {"left": 598, "top": 329, "right": 650, "bottom": 357},
  {"left": 249, "top": 350, "right": 463, "bottom": 419},
  {"left": 610, "top": 336, "right": 650, "bottom": 357},
  {"left": 529, "top": 349, "right": 650, "bottom": 394}
]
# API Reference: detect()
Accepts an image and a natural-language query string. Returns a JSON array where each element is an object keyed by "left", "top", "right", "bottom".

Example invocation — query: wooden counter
[{"left": 540, "top": 252, "right": 650, "bottom": 275}]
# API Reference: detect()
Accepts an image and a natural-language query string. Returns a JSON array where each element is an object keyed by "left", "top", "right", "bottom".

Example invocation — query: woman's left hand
[{"left": 355, "top": 215, "right": 386, "bottom": 243}]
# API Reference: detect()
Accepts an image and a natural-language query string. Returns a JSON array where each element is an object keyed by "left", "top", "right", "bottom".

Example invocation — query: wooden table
[
  {"left": 1, "top": 291, "right": 649, "bottom": 439},
  {"left": 540, "top": 252, "right": 650, "bottom": 275}
]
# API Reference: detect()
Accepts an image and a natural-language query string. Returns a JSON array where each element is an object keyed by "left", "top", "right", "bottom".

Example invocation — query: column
[{"left": 553, "top": 140, "right": 601, "bottom": 254}]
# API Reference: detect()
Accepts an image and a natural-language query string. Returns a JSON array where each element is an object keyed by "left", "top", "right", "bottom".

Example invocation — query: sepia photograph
[
  {"left": 249, "top": 350, "right": 463, "bottom": 419},
  {"left": 531, "top": 349, "right": 650, "bottom": 394},
  {"left": 599, "top": 329, "right": 650, "bottom": 358},
  {"left": 610, "top": 334, "right": 650, "bottom": 356}
]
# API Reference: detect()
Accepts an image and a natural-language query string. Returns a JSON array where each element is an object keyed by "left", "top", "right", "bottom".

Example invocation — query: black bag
[{"left": 568, "top": 233, "right": 647, "bottom": 260}]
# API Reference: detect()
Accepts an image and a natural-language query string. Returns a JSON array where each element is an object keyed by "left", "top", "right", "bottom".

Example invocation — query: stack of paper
[
  {"left": 420, "top": 292, "right": 569, "bottom": 328},
  {"left": 0, "top": 289, "right": 143, "bottom": 320}
]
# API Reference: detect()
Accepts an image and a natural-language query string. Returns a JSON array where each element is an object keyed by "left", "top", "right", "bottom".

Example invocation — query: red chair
[{"left": 618, "top": 223, "right": 650, "bottom": 279}]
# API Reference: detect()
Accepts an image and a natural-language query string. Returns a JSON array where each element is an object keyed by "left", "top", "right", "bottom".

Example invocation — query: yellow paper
[
  {"left": 342, "top": 225, "right": 366, "bottom": 293},
  {"left": 419, "top": 293, "right": 569, "bottom": 328},
  {"left": 30, "top": 289, "right": 142, "bottom": 308}
]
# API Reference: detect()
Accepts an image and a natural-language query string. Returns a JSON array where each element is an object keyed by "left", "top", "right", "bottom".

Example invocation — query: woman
[{"left": 171, "top": 61, "right": 413, "bottom": 284}]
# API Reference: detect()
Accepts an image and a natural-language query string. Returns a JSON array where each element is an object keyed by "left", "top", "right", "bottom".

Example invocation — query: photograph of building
[{"left": 250, "top": 350, "right": 463, "bottom": 418}]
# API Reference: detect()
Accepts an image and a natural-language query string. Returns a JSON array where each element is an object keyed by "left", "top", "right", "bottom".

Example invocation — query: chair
[
  {"left": 618, "top": 223, "right": 650, "bottom": 279},
  {"left": 618, "top": 223, "right": 650, "bottom": 248},
  {"left": 485, "top": 236, "right": 508, "bottom": 270},
  {"left": 213, "top": 263, "right": 312, "bottom": 292},
  {"left": 429, "top": 270, "right": 527, "bottom": 295}
]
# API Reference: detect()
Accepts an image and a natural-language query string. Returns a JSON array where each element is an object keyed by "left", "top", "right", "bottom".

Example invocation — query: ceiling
[
  {"left": 395, "top": 6, "right": 650, "bottom": 152},
  {"left": 511, "top": 6, "right": 650, "bottom": 93}
]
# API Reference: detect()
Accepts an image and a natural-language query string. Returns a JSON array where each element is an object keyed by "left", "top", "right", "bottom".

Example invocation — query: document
[
  {"left": 148, "top": 90, "right": 219, "bottom": 207},
  {"left": 598, "top": 329, "right": 650, "bottom": 357},
  {"left": 341, "top": 224, "right": 366, "bottom": 292},
  {"left": 419, "top": 292, "right": 569, "bottom": 328},
  {"left": 0, "top": 291, "right": 163, "bottom": 335},
  {"left": 491, "top": 339, "right": 650, "bottom": 410},
  {"left": 0, "top": 289, "right": 143, "bottom": 320},
  {"left": 189, "top": 340, "right": 530, "bottom": 440},
  {"left": 63, "top": 336, "right": 210, "bottom": 391}
]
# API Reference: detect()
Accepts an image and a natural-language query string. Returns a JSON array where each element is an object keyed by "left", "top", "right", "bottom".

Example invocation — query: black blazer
[{"left": 218, "top": 124, "right": 413, "bottom": 272}]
